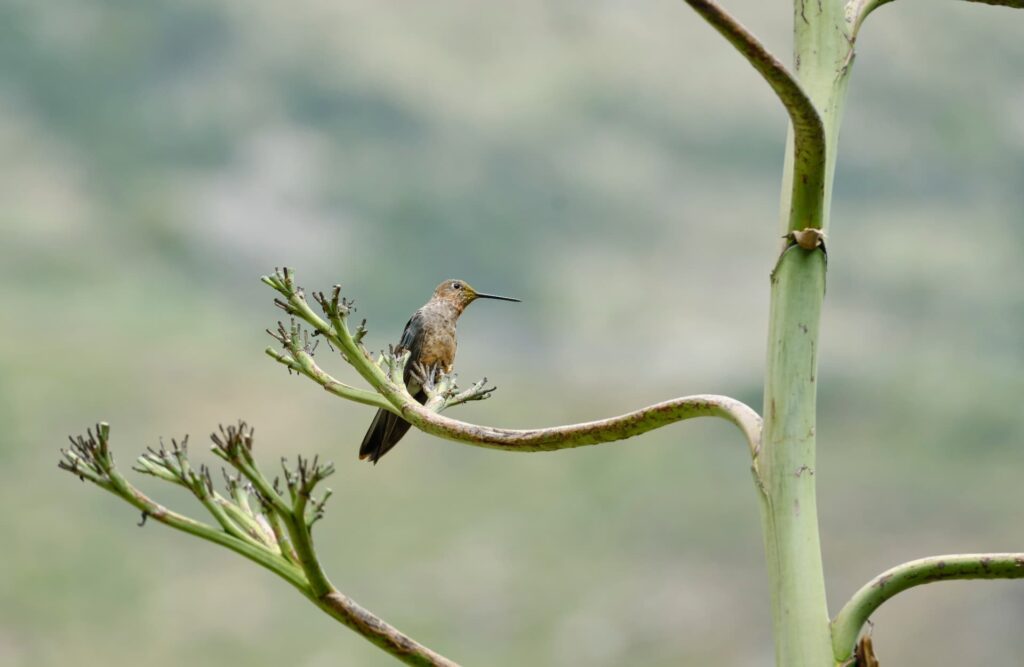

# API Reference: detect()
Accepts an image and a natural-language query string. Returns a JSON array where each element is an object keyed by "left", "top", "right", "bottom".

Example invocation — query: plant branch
[
  {"left": 317, "top": 592, "right": 460, "bottom": 667},
  {"left": 60, "top": 423, "right": 462, "bottom": 667},
  {"left": 831, "top": 553, "right": 1024, "bottom": 661},
  {"left": 851, "top": 0, "right": 1023, "bottom": 34},
  {"left": 60, "top": 425, "right": 308, "bottom": 591},
  {"left": 282, "top": 455, "right": 336, "bottom": 596},
  {"left": 849, "top": 0, "right": 895, "bottom": 32},
  {"left": 681, "top": 0, "right": 826, "bottom": 232},
  {"left": 265, "top": 327, "right": 391, "bottom": 411},
  {"left": 289, "top": 347, "right": 760, "bottom": 455},
  {"left": 262, "top": 268, "right": 763, "bottom": 458}
]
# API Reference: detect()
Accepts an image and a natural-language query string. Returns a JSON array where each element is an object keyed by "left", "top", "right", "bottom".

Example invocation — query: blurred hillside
[{"left": 2, "top": 1, "right": 1023, "bottom": 665}]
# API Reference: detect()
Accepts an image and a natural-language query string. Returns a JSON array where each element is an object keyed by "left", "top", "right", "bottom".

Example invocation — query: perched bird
[{"left": 359, "top": 279, "right": 520, "bottom": 463}]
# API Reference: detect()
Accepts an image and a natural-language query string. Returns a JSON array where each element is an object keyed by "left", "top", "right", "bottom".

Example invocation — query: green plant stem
[
  {"left": 270, "top": 276, "right": 764, "bottom": 455},
  {"left": 214, "top": 492, "right": 279, "bottom": 551},
  {"left": 759, "top": 247, "right": 832, "bottom": 666},
  {"left": 266, "top": 346, "right": 761, "bottom": 455},
  {"left": 285, "top": 498, "right": 333, "bottom": 596},
  {"left": 754, "top": 0, "right": 856, "bottom": 662},
  {"left": 263, "top": 280, "right": 763, "bottom": 457},
  {"left": 66, "top": 426, "right": 463, "bottom": 667},
  {"left": 392, "top": 392, "right": 761, "bottom": 454},
  {"left": 113, "top": 475, "right": 458, "bottom": 667},
  {"left": 197, "top": 491, "right": 267, "bottom": 549},
  {"left": 220, "top": 456, "right": 464, "bottom": 666},
  {"left": 849, "top": 0, "right": 893, "bottom": 35},
  {"left": 969, "top": 0, "right": 1024, "bottom": 6},
  {"left": 101, "top": 466, "right": 310, "bottom": 591},
  {"left": 262, "top": 504, "right": 298, "bottom": 563},
  {"left": 681, "top": 0, "right": 826, "bottom": 232},
  {"left": 227, "top": 449, "right": 335, "bottom": 597},
  {"left": 853, "top": 0, "right": 1024, "bottom": 34},
  {"left": 672, "top": 1, "right": 849, "bottom": 662},
  {"left": 265, "top": 346, "right": 391, "bottom": 410},
  {"left": 831, "top": 553, "right": 1024, "bottom": 662}
]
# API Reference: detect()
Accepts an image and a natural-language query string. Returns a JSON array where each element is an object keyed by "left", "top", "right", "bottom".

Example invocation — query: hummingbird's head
[{"left": 432, "top": 279, "right": 520, "bottom": 313}]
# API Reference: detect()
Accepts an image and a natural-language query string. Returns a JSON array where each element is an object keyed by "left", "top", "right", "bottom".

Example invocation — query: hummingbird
[{"left": 359, "top": 279, "right": 520, "bottom": 463}]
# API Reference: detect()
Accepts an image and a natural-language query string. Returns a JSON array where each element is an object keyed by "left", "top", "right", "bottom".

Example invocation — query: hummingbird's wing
[
  {"left": 357, "top": 309, "right": 428, "bottom": 463},
  {"left": 396, "top": 310, "right": 422, "bottom": 354},
  {"left": 396, "top": 309, "right": 427, "bottom": 387}
]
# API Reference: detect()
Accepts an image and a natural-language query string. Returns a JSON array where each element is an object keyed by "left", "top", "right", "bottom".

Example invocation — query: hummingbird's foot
[
  {"left": 409, "top": 361, "right": 441, "bottom": 394},
  {"left": 409, "top": 361, "right": 427, "bottom": 387}
]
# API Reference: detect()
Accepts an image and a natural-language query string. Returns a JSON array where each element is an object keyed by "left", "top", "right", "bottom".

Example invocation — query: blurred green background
[{"left": 3, "top": 1, "right": 1023, "bottom": 665}]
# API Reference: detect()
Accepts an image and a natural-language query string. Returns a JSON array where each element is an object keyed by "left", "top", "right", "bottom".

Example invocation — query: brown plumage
[{"left": 359, "top": 279, "right": 519, "bottom": 463}]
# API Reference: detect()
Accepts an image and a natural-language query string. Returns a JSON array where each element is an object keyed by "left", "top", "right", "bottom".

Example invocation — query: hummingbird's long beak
[{"left": 474, "top": 292, "right": 521, "bottom": 303}]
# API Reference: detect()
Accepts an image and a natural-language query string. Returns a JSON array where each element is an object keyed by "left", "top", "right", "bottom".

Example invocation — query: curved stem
[
  {"left": 268, "top": 346, "right": 761, "bottom": 456},
  {"left": 850, "top": 0, "right": 895, "bottom": 33},
  {"left": 852, "top": 0, "right": 1023, "bottom": 35},
  {"left": 265, "top": 275, "right": 763, "bottom": 458},
  {"left": 831, "top": 553, "right": 1024, "bottom": 662},
  {"left": 681, "top": 0, "right": 826, "bottom": 232},
  {"left": 410, "top": 393, "right": 761, "bottom": 455}
]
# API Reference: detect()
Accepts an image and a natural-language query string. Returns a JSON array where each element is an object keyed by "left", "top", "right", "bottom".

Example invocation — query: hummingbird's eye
[{"left": 452, "top": 282, "right": 462, "bottom": 290}]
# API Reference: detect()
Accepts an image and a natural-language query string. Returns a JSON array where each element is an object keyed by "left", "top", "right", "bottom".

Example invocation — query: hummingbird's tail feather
[
  {"left": 358, "top": 390, "right": 426, "bottom": 463},
  {"left": 358, "top": 410, "right": 411, "bottom": 463}
]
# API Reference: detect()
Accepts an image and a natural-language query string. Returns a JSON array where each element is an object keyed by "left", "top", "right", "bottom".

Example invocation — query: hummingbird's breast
[{"left": 411, "top": 302, "right": 459, "bottom": 373}]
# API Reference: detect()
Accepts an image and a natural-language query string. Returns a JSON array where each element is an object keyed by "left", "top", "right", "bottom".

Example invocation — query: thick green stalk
[
  {"left": 759, "top": 248, "right": 831, "bottom": 665},
  {"left": 757, "top": 1, "right": 855, "bottom": 664}
]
